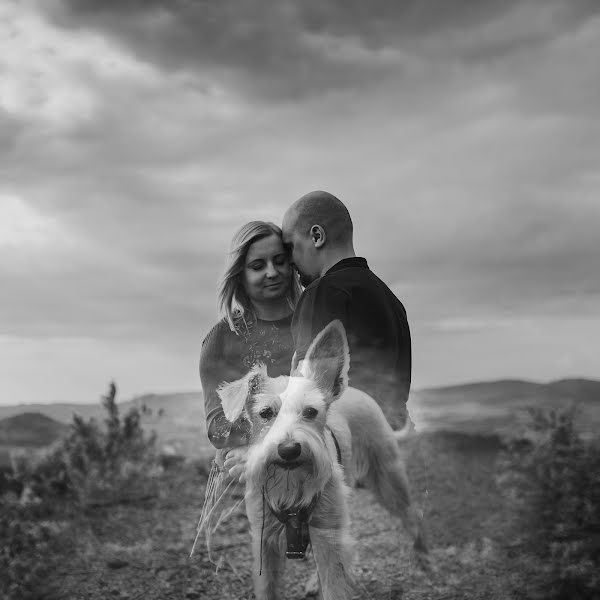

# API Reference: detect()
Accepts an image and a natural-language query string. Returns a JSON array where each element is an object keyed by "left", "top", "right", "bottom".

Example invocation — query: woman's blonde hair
[{"left": 218, "top": 221, "right": 302, "bottom": 333}]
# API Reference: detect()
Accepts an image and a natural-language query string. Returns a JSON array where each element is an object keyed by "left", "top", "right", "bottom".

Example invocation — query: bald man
[{"left": 282, "top": 191, "right": 411, "bottom": 430}]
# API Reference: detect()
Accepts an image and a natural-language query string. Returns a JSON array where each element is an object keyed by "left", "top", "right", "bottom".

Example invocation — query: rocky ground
[{"left": 36, "top": 432, "right": 527, "bottom": 599}]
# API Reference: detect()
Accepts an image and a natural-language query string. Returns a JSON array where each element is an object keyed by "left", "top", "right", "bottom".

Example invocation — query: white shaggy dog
[{"left": 217, "top": 320, "right": 429, "bottom": 600}]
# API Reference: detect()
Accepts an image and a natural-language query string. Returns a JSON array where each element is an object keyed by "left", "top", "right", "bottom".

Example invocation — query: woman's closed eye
[{"left": 248, "top": 260, "right": 265, "bottom": 271}]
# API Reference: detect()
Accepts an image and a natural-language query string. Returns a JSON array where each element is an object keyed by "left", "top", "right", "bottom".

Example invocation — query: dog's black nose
[{"left": 277, "top": 441, "right": 301, "bottom": 461}]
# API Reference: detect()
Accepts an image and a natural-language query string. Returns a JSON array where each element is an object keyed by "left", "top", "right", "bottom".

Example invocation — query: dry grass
[{"left": 4, "top": 427, "right": 595, "bottom": 600}]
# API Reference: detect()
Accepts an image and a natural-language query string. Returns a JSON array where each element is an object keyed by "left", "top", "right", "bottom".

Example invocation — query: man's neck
[{"left": 319, "top": 247, "right": 356, "bottom": 276}]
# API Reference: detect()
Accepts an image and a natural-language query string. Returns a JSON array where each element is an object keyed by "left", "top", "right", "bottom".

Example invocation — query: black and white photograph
[{"left": 1, "top": 1, "right": 599, "bottom": 599}]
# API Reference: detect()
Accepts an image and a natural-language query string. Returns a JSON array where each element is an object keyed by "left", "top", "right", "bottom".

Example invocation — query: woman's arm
[{"left": 200, "top": 322, "right": 250, "bottom": 449}]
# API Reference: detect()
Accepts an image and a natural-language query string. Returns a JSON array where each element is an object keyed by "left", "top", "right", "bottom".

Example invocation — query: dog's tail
[{"left": 393, "top": 416, "right": 417, "bottom": 442}]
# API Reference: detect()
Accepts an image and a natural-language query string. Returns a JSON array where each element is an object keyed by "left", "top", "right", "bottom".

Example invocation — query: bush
[
  {"left": 499, "top": 406, "right": 600, "bottom": 600},
  {"left": 11, "top": 382, "right": 159, "bottom": 507},
  {"left": 0, "top": 501, "right": 64, "bottom": 600},
  {"left": 11, "top": 444, "right": 72, "bottom": 506},
  {"left": 0, "top": 383, "right": 160, "bottom": 599},
  {"left": 63, "top": 382, "right": 159, "bottom": 506}
]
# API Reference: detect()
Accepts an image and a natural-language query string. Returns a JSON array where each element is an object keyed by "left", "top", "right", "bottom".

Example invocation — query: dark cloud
[
  {"left": 38, "top": 0, "right": 600, "bottom": 99},
  {"left": 2, "top": 0, "right": 599, "bottom": 403},
  {"left": 0, "top": 111, "right": 25, "bottom": 156}
]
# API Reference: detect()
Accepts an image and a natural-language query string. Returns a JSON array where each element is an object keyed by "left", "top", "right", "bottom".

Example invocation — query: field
[
  {"left": 2, "top": 380, "right": 598, "bottom": 600},
  {"left": 3, "top": 431, "right": 542, "bottom": 600}
]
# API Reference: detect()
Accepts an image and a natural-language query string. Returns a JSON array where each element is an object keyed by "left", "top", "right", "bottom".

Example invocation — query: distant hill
[
  {"left": 0, "top": 413, "right": 69, "bottom": 447},
  {"left": 409, "top": 377, "right": 600, "bottom": 437},
  {"left": 0, "top": 378, "right": 598, "bottom": 456},
  {"left": 0, "top": 391, "right": 210, "bottom": 460},
  {"left": 0, "top": 412, "right": 71, "bottom": 469},
  {"left": 0, "top": 391, "right": 204, "bottom": 424}
]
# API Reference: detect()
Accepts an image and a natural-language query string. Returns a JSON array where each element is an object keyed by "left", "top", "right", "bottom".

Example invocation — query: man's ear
[
  {"left": 217, "top": 364, "right": 267, "bottom": 422},
  {"left": 310, "top": 224, "right": 326, "bottom": 249},
  {"left": 300, "top": 320, "right": 349, "bottom": 402}
]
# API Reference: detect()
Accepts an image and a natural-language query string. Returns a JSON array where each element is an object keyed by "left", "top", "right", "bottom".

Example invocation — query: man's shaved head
[{"left": 286, "top": 191, "right": 353, "bottom": 246}]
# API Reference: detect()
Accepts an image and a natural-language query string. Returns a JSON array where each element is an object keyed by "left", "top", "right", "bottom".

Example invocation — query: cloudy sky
[{"left": 1, "top": 0, "right": 599, "bottom": 406}]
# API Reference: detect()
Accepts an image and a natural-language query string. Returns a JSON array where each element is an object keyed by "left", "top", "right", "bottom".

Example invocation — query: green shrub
[
  {"left": 0, "top": 502, "right": 63, "bottom": 600},
  {"left": 499, "top": 406, "right": 600, "bottom": 599},
  {"left": 1, "top": 383, "right": 160, "bottom": 599},
  {"left": 11, "top": 443, "right": 72, "bottom": 506},
  {"left": 11, "top": 382, "right": 159, "bottom": 507},
  {"left": 62, "top": 382, "right": 159, "bottom": 506}
]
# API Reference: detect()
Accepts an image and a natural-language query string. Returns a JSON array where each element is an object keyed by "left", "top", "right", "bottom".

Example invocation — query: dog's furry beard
[{"left": 245, "top": 425, "right": 334, "bottom": 513}]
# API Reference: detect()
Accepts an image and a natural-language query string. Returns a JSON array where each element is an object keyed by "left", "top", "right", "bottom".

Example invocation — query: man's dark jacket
[{"left": 291, "top": 257, "right": 411, "bottom": 429}]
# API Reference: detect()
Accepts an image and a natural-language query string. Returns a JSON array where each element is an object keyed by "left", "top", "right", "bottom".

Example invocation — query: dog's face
[
  {"left": 217, "top": 364, "right": 288, "bottom": 441},
  {"left": 217, "top": 320, "right": 350, "bottom": 510}
]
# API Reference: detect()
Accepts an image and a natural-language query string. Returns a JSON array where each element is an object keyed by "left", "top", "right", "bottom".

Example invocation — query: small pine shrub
[
  {"left": 62, "top": 382, "right": 159, "bottom": 506},
  {"left": 499, "top": 405, "right": 600, "bottom": 600},
  {"left": 11, "top": 444, "right": 72, "bottom": 506},
  {"left": 10, "top": 382, "right": 159, "bottom": 507},
  {"left": 1, "top": 382, "right": 161, "bottom": 599}
]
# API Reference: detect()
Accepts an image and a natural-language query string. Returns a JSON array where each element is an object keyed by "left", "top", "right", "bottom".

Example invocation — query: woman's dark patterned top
[{"left": 200, "top": 314, "right": 294, "bottom": 448}]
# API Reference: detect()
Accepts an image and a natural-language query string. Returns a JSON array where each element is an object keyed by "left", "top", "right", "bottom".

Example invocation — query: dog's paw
[{"left": 304, "top": 571, "right": 320, "bottom": 597}]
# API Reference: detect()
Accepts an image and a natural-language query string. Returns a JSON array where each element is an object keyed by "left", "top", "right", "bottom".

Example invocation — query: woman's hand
[{"left": 223, "top": 447, "right": 248, "bottom": 484}]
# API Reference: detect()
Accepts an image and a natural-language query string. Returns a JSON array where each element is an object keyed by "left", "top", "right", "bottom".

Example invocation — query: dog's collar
[
  {"left": 268, "top": 430, "right": 341, "bottom": 560},
  {"left": 326, "top": 426, "right": 342, "bottom": 465},
  {"left": 271, "top": 494, "right": 320, "bottom": 559}
]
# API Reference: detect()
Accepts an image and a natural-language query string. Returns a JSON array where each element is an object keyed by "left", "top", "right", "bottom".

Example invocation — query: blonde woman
[{"left": 200, "top": 221, "right": 301, "bottom": 455}]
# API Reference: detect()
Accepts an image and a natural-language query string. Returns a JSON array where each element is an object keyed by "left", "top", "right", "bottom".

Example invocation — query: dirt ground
[{"left": 44, "top": 432, "right": 523, "bottom": 600}]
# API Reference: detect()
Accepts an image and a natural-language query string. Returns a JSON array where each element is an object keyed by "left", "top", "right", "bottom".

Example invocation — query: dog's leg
[
  {"left": 304, "top": 570, "right": 320, "bottom": 598},
  {"left": 246, "top": 495, "right": 286, "bottom": 600},
  {"left": 309, "top": 526, "right": 354, "bottom": 600},
  {"left": 367, "top": 445, "right": 430, "bottom": 558}
]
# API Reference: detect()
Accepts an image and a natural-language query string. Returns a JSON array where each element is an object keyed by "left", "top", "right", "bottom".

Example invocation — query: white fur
[{"left": 217, "top": 320, "right": 429, "bottom": 600}]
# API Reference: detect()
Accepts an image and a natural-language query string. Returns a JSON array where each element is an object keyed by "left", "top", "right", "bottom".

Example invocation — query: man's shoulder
[
  {"left": 323, "top": 261, "right": 390, "bottom": 293},
  {"left": 324, "top": 262, "right": 407, "bottom": 315},
  {"left": 298, "top": 275, "right": 350, "bottom": 308}
]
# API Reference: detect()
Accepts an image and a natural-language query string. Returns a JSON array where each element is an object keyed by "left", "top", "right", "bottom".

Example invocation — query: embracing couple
[{"left": 200, "top": 190, "right": 412, "bottom": 477}]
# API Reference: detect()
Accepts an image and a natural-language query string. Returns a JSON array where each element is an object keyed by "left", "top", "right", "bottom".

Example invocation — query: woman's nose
[{"left": 265, "top": 263, "right": 278, "bottom": 277}]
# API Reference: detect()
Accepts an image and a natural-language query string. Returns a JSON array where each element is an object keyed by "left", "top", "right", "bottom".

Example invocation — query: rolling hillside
[
  {"left": 0, "top": 412, "right": 69, "bottom": 447},
  {"left": 0, "top": 412, "right": 71, "bottom": 469},
  {"left": 0, "top": 391, "right": 203, "bottom": 424},
  {"left": 409, "top": 377, "right": 600, "bottom": 436},
  {"left": 0, "top": 392, "right": 209, "bottom": 462},
  {"left": 0, "top": 378, "right": 597, "bottom": 460}
]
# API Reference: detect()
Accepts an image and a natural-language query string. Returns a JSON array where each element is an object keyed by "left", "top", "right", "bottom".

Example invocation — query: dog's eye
[
  {"left": 302, "top": 407, "right": 318, "bottom": 420},
  {"left": 259, "top": 407, "right": 274, "bottom": 420}
]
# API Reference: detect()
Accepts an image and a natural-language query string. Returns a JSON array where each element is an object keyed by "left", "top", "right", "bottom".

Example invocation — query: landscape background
[
  {"left": 1, "top": 376, "right": 598, "bottom": 600},
  {"left": 2, "top": 376, "right": 598, "bottom": 468},
  {"left": 2, "top": 1, "right": 600, "bottom": 597}
]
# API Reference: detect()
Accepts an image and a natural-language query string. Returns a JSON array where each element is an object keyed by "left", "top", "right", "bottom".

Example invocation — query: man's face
[{"left": 282, "top": 214, "right": 320, "bottom": 287}]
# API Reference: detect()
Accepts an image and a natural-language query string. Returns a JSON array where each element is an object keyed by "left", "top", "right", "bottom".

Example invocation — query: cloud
[
  {"left": 35, "top": 0, "right": 600, "bottom": 100},
  {"left": 1, "top": 0, "right": 599, "bottom": 402}
]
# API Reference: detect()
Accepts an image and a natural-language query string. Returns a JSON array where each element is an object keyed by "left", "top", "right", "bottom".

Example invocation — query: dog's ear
[
  {"left": 301, "top": 320, "right": 349, "bottom": 402},
  {"left": 217, "top": 364, "right": 267, "bottom": 422}
]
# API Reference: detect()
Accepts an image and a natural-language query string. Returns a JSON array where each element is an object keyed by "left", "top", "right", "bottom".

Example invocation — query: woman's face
[{"left": 242, "top": 234, "right": 291, "bottom": 305}]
